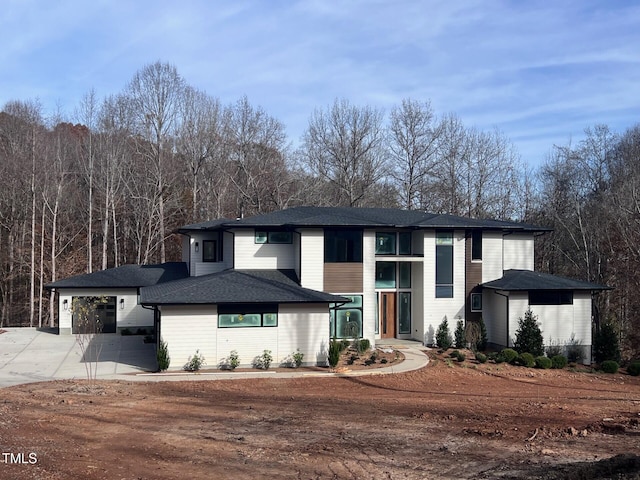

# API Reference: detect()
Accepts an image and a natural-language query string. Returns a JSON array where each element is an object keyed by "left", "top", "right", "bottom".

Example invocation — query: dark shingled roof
[
  {"left": 177, "top": 206, "right": 549, "bottom": 232},
  {"left": 481, "top": 269, "right": 611, "bottom": 291},
  {"left": 46, "top": 262, "right": 189, "bottom": 289},
  {"left": 139, "top": 269, "right": 348, "bottom": 305}
]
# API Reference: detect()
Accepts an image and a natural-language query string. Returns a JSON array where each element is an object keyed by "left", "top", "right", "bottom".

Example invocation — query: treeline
[{"left": 0, "top": 61, "right": 637, "bottom": 359}]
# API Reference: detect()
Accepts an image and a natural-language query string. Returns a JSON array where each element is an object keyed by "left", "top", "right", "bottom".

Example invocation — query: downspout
[{"left": 494, "top": 290, "right": 509, "bottom": 348}]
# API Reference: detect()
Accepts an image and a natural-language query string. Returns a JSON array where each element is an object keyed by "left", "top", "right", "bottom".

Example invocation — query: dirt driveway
[{"left": 1, "top": 350, "right": 639, "bottom": 479}]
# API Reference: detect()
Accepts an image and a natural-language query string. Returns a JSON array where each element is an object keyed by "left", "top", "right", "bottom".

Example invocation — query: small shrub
[
  {"left": 493, "top": 353, "right": 505, "bottom": 364},
  {"left": 184, "top": 350, "right": 205, "bottom": 372},
  {"left": 475, "top": 352, "right": 487, "bottom": 364},
  {"left": 347, "top": 354, "right": 358, "bottom": 365},
  {"left": 291, "top": 349, "right": 304, "bottom": 368},
  {"left": 450, "top": 350, "right": 460, "bottom": 359},
  {"left": 228, "top": 350, "right": 240, "bottom": 370},
  {"left": 436, "top": 318, "right": 453, "bottom": 350},
  {"left": 456, "top": 351, "right": 466, "bottom": 362},
  {"left": 545, "top": 338, "right": 563, "bottom": 358},
  {"left": 501, "top": 348, "right": 518, "bottom": 364},
  {"left": 380, "top": 358, "right": 388, "bottom": 364},
  {"left": 454, "top": 319, "right": 466, "bottom": 349},
  {"left": 156, "top": 338, "right": 170, "bottom": 371},
  {"left": 535, "top": 356, "right": 552, "bottom": 369},
  {"left": 255, "top": 349, "right": 273, "bottom": 370},
  {"left": 551, "top": 354, "right": 568, "bottom": 369},
  {"left": 357, "top": 339, "right": 371, "bottom": 354},
  {"left": 328, "top": 340, "right": 341, "bottom": 368},
  {"left": 627, "top": 361, "right": 640, "bottom": 376},
  {"left": 121, "top": 328, "right": 132, "bottom": 336},
  {"left": 565, "top": 334, "right": 584, "bottom": 363},
  {"left": 369, "top": 351, "right": 378, "bottom": 362},
  {"left": 601, "top": 360, "right": 619, "bottom": 374},
  {"left": 340, "top": 339, "right": 351, "bottom": 352},
  {"left": 514, "top": 352, "right": 535, "bottom": 368}
]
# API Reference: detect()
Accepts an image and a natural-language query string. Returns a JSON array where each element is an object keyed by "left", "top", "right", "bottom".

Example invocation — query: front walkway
[{"left": 0, "top": 328, "right": 430, "bottom": 387}]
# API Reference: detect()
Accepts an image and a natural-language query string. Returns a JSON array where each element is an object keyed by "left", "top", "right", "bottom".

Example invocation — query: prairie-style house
[{"left": 47, "top": 207, "right": 609, "bottom": 368}]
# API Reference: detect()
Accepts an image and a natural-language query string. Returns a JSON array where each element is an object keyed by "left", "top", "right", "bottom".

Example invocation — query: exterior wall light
[
  {"left": 120, "top": 299, "right": 125, "bottom": 310},
  {"left": 63, "top": 299, "right": 68, "bottom": 311},
  {"left": 195, "top": 241, "right": 199, "bottom": 253}
]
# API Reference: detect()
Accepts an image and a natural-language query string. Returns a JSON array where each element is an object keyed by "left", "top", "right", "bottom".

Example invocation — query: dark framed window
[
  {"left": 399, "top": 232, "right": 412, "bottom": 255},
  {"left": 375, "top": 262, "right": 396, "bottom": 288},
  {"left": 436, "top": 231, "right": 454, "bottom": 298},
  {"left": 471, "top": 231, "right": 482, "bottom": 261},
  {"left": 399, "top": 262, "right": 411, "bottom": 288},
  {"left": 330, "top": 295, "right": 363, "bottom": 338},
  {"left": 375, "top": 232, "right": 396, "bottom": 254},
  {"left": 218, "top": 304, "right": 278, "bottom": 327},
  {"left": 529, "top": 291, "right": 573, "bottom": 305},
  {"left": 255, "top": 231, "right": 292, "bottom": 244},
  {"left": 471, "top": 293, "right": 482, "bottom": 311},
  {"left": 399, "top": 292, "right": 411, "bottom": 334},
  {"left": 203, "top": 239, "right": 222, "bottom": 262},
  {"left": 324, "top": 229, "right": 362, "bottom": 262}
]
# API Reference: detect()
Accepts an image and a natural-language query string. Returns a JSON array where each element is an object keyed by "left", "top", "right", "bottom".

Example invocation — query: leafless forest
[{"left": 1, "top": 61, "right": 638, "bottom": 359}]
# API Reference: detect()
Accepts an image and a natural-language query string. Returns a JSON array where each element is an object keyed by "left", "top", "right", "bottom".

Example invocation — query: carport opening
[{"left": 72, "top": 296, "right": 117, "bottom": 334}]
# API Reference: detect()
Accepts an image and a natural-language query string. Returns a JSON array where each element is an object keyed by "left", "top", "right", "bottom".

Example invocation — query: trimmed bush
[
  {"left": 328, "top": 340, "right": 342, "bottom": 368},
  {"left": 551, "top": 355, "right": 568, "bottom": 369},
  {"left": 450, "top": 350, "right": 466, "bottom": 362},
  {"left": 514, "top": 352, "right": 535, "bottom": 368},
  {"left": 436, "top": 318, "right": 453, "bottom": 350},
  {"left": 535, "top": 356, "right": 552, "bottom": 369},
  {"left": 514, "top": 308, "right": 544, "bottom": 357},
  {"left": 501, "top": 348, "right": 518, "bottom": 364},
  {"left": 475, "top": 352, "right": 488, "bottom": 364},
  {"left": 157, "top": 338, "right": 170, "bottom": 372},
  {"left": 454, "top": 320, "right": 466, "bottom": 349},
  {"left": 357, "top": 338, "right": 371, "bottom": 354},
  {"left": 601, "top": 360, "right": 619, "bottom": 374},
  {"left": 627, "top": 361, "right": 640, "bottom": 377}
]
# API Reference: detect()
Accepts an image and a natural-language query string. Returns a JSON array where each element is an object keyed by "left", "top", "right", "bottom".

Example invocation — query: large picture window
[
  {"left": 324, "top": 230, "right": 362, "bottom": 262},
  {"left": 375, "top": 232, "right": 412, "bottom": 255},
  {"left": 330, "top": 295, "right": 363, "bottom": 338},
  {"left": 218, "top": 304, "right": 278, "bottom": 327},
  {"left": 436, "top": 231, "right": 454, "bottom": 298}
]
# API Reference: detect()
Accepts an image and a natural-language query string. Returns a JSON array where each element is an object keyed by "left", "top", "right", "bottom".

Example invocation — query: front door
[{"left": 380, "top": 292, "right": 396, "bottom": 338}]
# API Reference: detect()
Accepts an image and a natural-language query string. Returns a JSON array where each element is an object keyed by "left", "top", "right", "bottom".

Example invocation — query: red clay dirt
[{"left": 1, "top": 350, "right": 639, "bottom": 479}]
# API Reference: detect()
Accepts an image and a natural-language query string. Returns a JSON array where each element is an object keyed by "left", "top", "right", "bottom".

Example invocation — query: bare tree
[{"left": 301, "top": 98, "right": 387, "bottom": 207}]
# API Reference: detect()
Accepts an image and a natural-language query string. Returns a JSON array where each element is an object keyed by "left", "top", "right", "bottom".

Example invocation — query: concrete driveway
[{"left": 0, "top": 327, "right": 157, "bottom": 388}]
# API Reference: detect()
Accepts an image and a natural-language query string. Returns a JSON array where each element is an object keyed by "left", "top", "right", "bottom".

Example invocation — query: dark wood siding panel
[
  {"left": 324, "top": 263, "right": 363, "bottom": 292},
  {"left": 465, "top": 232, "right": 483, "bottom": 322}
]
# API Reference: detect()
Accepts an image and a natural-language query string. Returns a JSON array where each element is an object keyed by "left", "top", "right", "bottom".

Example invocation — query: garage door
[{"left": 71, "top": 296, "right": 117, "bottom": 334}]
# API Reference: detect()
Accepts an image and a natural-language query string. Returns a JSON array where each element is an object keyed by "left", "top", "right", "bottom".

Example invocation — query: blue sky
[{"left": 1, "top": 0, "right": 638, "bottom": 167}]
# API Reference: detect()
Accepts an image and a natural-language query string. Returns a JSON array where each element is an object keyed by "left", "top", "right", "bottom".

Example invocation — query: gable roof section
[
  {"left": 139, "top": 269, "right": 347, "bottom": 305},
  {"left": 46, "top": 262, "right": 189, "bottom": 289},
  {"left": 481, "top": 269, "right": 611, "bottom": 291},
  {"left": 177, "top": 207, "right": 549, "bottom": 232}
]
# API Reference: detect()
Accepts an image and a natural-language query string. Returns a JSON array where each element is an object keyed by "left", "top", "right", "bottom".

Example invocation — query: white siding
[
  {"left": 299, "top": 229, "right": 324, "bottom": 290},
  {"left": 57, "top": 288, "right": 153, "bottom": 334},
  {"left": 504, "top": 234, "right": 534, "bottom": 271},
  {"left": 362, "top": 230, "right": 376, "bottom": 343},
  {"left": 277, "top": 304, "right": 329, "bottom": 366},
  {"left": 528, "top": 292, "right": 592, "bottom": 346},
  {"left": 508, "top": 292, "right": 530, "bottom": 347},
  {"left": 234, "top": 230, "right": 296, "bottom": 270},
  {"left": 160, "top": 305, "right": 217, "bottom": 370},
  {"left": 217, "top": 325, "right": 278, "bottom": 367},
  {"left": 422, "top": 230, "right": 466, "bottom": 345},
  {"left": 483, "top": 290, "right": 508, "bottom": 347},
  {"left": 483, "top": 231, "right": 504, "bottom": 282}
]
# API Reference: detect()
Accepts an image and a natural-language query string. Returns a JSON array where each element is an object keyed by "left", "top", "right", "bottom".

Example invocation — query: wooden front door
[{"left": 380, "top": 292, "right": 396, "bottom": 338}]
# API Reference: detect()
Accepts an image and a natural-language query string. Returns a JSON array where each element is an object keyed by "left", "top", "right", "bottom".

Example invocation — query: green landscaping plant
[
  {"left": 501, "top": 348, "right": 518, "bottom": 364},
  {"left": 454, "top": 319, "right": 466, "bottom": 349},
  {"left": 627, "top": 361, "right": 640, "bottom": 376},
  {"left": 535, "top": 356, "right": 552, "bottom": 369},
  {"left": 255, "top": 349, "right": 273, "bottom": 369},
  {"left": 475, "top": 352, "right": 487, "bottom": 364},
  {"left": 328, "top": 340, "right": 341, "bottom": 368},
  {"left": 228, "top": 350, "right": 240, "bottom": 370},
  {"left": 551, "top": 354, "right": 568, "bottom": 369},
  {"left": 513, "top": 308, "right": 544, "bottom": 357},
  {"left": 514, "top": 352, "right": 535, "bottom": 368},
  {"left": 565, "top": 334, "right": 584, "bottom": 363},
  {"left": 184, "top": 350, "right": 205, "bottom": 372},
  {"left": 436, "top": 318, "right": 453, "bottom": 350},
  {"left": 357, "top": 339, "right": 371, "bottom": 354},
  {"left": 291, "top": 349, "right": 304, "bottom": 368},
  {"left": 600, "top": 360, "right": 619, "bottom": 374},
  {"left": 594, "top": 322, "right": 621, "bottom": 363},
  {"left": 157, "top": 338, "right": 170, "bottom": 372}
]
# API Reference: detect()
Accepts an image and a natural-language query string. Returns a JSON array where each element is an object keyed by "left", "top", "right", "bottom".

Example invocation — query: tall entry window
[
  {"left": 325, "top": 230, "right": 363, "bottom": 262},
  {"left": 436, "top": 232, "right": 454, "bottom": 298}
]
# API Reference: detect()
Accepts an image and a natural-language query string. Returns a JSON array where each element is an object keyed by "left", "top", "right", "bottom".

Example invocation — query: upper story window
[
  {"left": 375, "top": 231, "right": 412, "bottom": 255},
  {"left": 203, "top": 238, "right": 222, "bottom": 262},
  {"left": 436, "top": 231, "right": 454, "bottom": 298},
  {"left": 471, "top": 230, "right": 482, "bottom": 261},
  {"left": 324, "top": 229, "right": 362, "bottom": 263},
  {"left": 255, "top": 230, "right": 292, "bottom": 244},
  {"left": 529, "top": 291, "right": 573, "bottom": 305}
]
